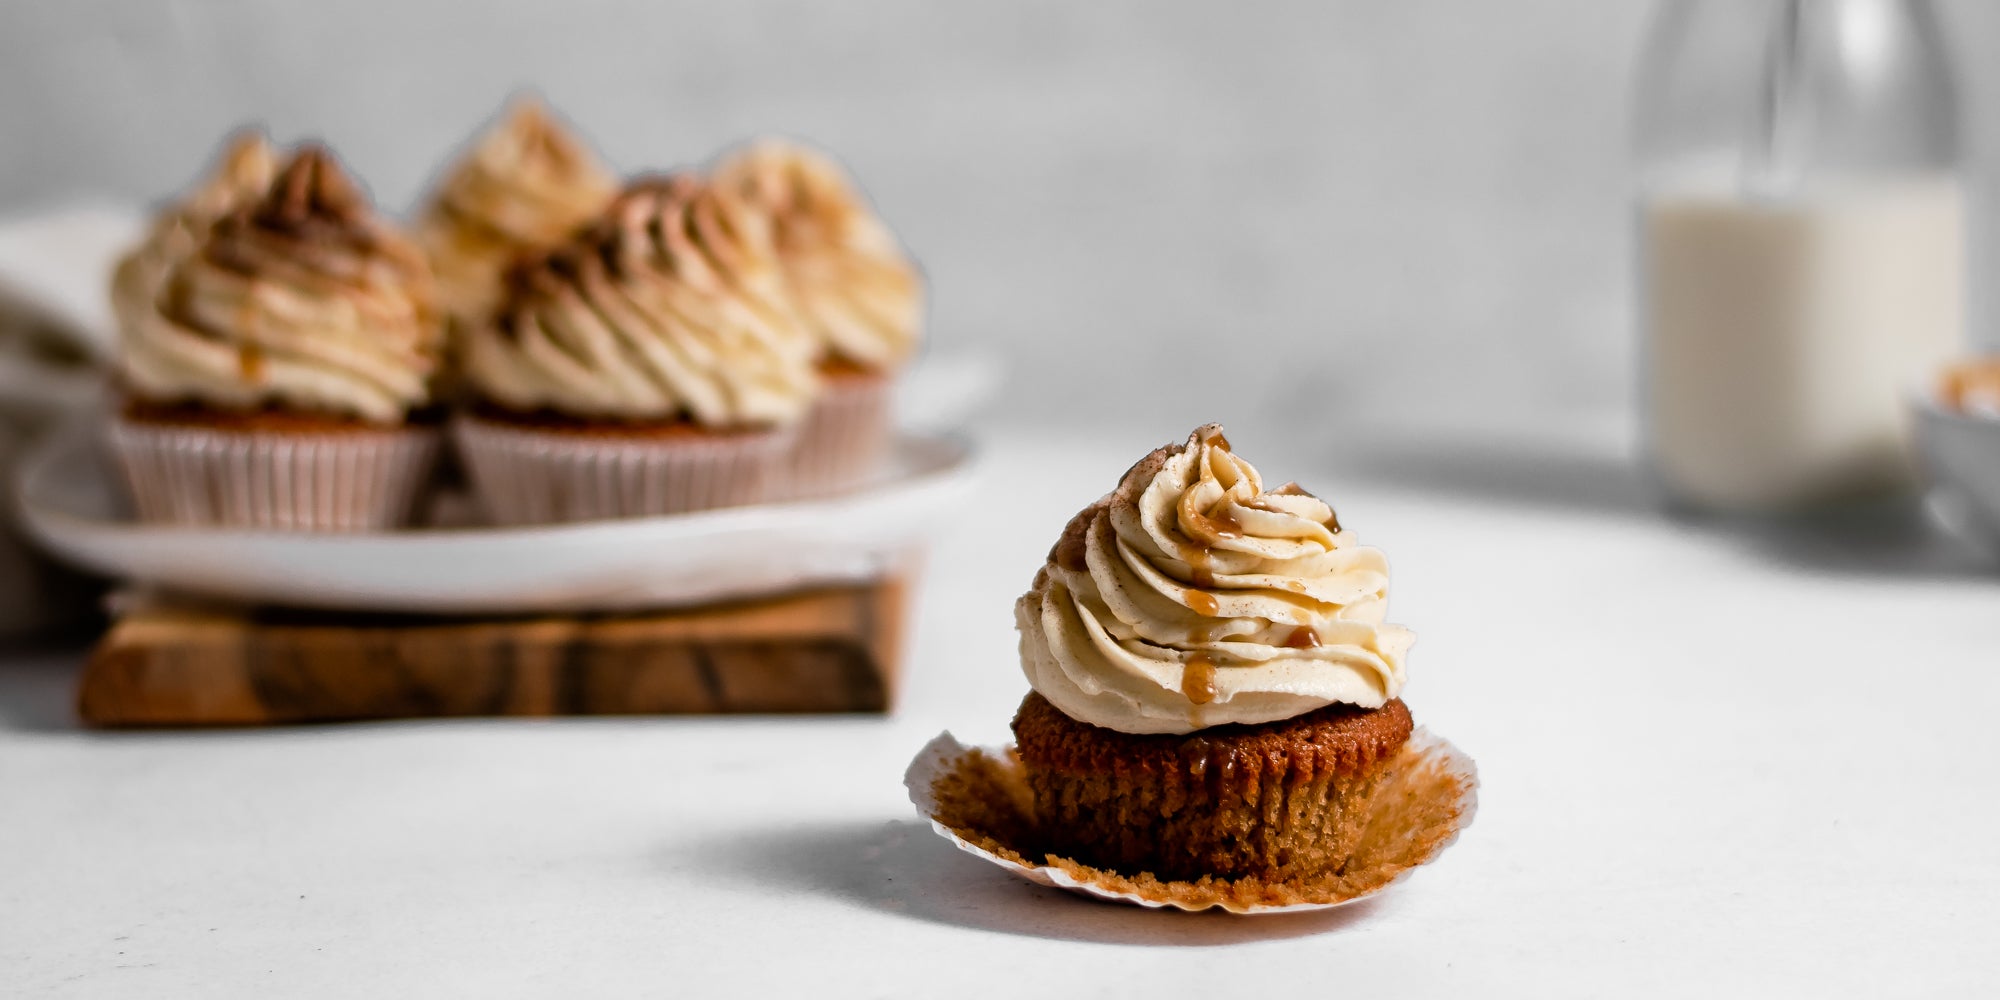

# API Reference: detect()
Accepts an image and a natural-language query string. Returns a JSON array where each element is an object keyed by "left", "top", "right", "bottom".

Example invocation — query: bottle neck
[{"left": 1637, "top": 0, "right": 1960, "bottom": 194}]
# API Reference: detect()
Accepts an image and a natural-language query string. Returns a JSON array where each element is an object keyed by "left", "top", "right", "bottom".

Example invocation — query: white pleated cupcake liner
[
  {"left": 454, "top": 414, "right": 797, "bottom": 525},
  {"left": 104, "top": 417, "right": 442, "bottom": 532},
  {"left": 786, "top": 373, "right": 895, "bottom": 500}
]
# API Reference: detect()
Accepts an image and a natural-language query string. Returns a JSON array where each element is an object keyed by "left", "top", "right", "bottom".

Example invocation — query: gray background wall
[{"left": 3, "top": 1, "right": 1995, "bottom": 444}]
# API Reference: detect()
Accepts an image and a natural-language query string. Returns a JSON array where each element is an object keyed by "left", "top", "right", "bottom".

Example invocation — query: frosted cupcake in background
[
  {"left": 415, "top": 96, "right": 618, "bottom": 341},
  {"left": 108, "top": 144, "right": 446, "bottom": 530},
  {"left": 110, "top": 131, "right": 280, "bottom": 347},
  {"left": 713, "top": 140, "right": 923, "bottom": 498},
  {"left": 455, "top": 174, "right": 818, "bottom": 523}
]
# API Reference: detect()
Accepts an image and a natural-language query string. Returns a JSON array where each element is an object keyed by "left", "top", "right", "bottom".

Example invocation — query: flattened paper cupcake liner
[
  {"left": 904, "top": 728, "right": 1477, "bottom": 914},
  {"left": 454, "top": 414, "right": 796, "bottom": 525},
  {"left": 105, "top": 417, "right": 441, "bottom": 532}
]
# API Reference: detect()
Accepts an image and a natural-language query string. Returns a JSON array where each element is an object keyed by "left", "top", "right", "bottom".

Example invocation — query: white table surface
[{"left": 4, "top": 426, "right": 1998, "bottom": 997}]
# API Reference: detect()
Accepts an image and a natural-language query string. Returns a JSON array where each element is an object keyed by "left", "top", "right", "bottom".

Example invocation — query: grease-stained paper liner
[
  {"left": 105, "top": 417, "right": 440, "bottom": 531},
  {"left": 454, "top": 414, "right": 796, "bottom": 524},
  {"left": 904, "top": 727, "right": 1477, "bottom": 915},
  {"left": 786, "top": 371, "right": 894, "bottom": 500}
]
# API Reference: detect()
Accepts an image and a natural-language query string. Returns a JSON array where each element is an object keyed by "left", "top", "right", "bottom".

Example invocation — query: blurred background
[
  {"left": 5, "top": 0, "right": 1995, "bottom": 452},
  {"left": 4, "top": 9, "right": 2000, "bottom": 988}
]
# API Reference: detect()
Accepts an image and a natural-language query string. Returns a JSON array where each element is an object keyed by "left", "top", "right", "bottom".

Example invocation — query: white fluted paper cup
[
  {"left": 786, "top": 368, "right": 894, "bottom": 500},
  {"left": 454, "top": 413, "right": 797, "bottom": 525},
  {"left": 105, "top": 416, "right": 441, "bottom": 532}
]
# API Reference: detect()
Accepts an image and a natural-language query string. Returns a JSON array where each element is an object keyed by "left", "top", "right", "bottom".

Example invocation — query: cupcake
[
  {"left": 108, "top": 144, "right": 446, "bottom": 530},
  {"left": 110, "top": 130, "right": 280, "bottom": 346},
  {"left": 1012, "top": 425, "right": 1417, "bottom": 881},
  {"left": 455, "top": 174, "right": 818, "bottom": 523},
  {"left": 713, "top": 140, "right": 923, "bottom": 498},
  {"left": 414, "top": 96, "right": 617, "bottom": 338}
]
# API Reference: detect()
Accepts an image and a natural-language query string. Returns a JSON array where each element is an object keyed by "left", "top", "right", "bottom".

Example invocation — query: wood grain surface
[{"left": 77, "top": 576, "right": 910, "bottom": 727}]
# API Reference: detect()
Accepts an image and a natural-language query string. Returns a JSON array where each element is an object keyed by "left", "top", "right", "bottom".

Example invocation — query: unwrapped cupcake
[
  {"left": 455, "top": 174, "right": 819, "bottom": 523},
  {"left": 714, "top": 140, "right": 923, "bottom": 498},
  {"left": 1013, "top": 425, "right": 1420, "bottom": 881},
  {"left": 108, "top": 144, "right": 446, "bottom": 530},
  {"left": 415, "top": 96, "right": 617, "bottom": 337}
]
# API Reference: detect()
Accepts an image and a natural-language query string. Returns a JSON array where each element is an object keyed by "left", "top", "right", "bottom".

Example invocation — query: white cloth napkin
[{"left": 0, "top": 204, "right": 141, "bottom": 637}]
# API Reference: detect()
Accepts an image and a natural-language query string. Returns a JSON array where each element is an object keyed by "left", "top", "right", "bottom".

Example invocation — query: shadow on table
[
  {"left": 681, "top": 818, "right": 1384, "bottom": 945},
  {"left": 1715, "top": 511, "right": 1992, "bottom": 579},
  {"left": 1344, "top": 438, "right": 1652, "bottom": 517},
  {"left": 0, "top": 645, "right": 83, "bottom": 732},
  {"left": 1348, "top": 438, "right": 1997, "bottom": 581}
]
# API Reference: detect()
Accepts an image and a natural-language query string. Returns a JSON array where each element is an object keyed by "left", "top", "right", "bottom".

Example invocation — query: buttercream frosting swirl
[
  {"left": 1017, "top": 425, "right": 1413, "bottom": 734},
  {"left": 417, "top": 97, "right": 618, "bottom": 327},
  {"left": 119, "top": 145, "right": 444, "bottom": 423},
  {"left": 111, "top": 131, "right": 280, "bottom": 348},
  {"left": 463, "top": 174, "right": 818, "bottom": 427},
  {"left": 713, "top": 140, "right": 922, "bottom": 370}
]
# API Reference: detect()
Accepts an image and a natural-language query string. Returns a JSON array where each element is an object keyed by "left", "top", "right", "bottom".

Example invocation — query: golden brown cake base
[{"left": 1011, "top": 692, "right": 1413, "bottom": 881}]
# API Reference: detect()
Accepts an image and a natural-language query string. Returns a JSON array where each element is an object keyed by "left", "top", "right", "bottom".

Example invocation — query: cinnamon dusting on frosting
[
  {"left": 713, "top": 139, "right": 923, "bottom": 370},
  {"left": 118, "top": 144, "right": 442, "bottom": 423},
  {"left": 464, "top": 173, "right": 816, "bottom": 427},
  {"left": 111, "top": 131, "right": 280, "bottom": 349},
  {"left": 417, "top": 96, "right": 618, "bottom": 327}
]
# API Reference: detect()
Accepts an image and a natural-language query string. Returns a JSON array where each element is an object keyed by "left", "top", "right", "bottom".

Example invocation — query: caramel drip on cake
[
  {"left": 1179, "top": 488, "right": 1244, "bottom": 542},
  {"left": 1185, "top": 589, "right": 1220, "bottom": 617},
  {"left": 1187, "top": 546, "right": 1215, "bottom": 590},
  {"left": 1181, "top": 655, "right": 1218, "bottom": 705}
]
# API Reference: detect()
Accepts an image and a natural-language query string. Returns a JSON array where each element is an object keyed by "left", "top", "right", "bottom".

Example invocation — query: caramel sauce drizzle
[
  {"left": 1181, "top": 654, "right": 1217, "bottom": 705},
  {"left": 1186, "top": 546, "right": 1216, "bottom": 591},
  {"left": 1178, "top": 735, "right": 1237, "bottom": 783},
  {"left": 1185, "top": 590, "right": 1219, "bottom": 617},
  {"left": 1178, "top": 491, "right": 1243, "bottom": 542},
  {"left": 1251, "top": 485, "right": 1343, "bottom": 535},
  {"left": 1184, "top": 737, "right": 1212, "bottom": 778},
  {"left": 1167, "top": 430, "right": 1331, "bottom": 718}
]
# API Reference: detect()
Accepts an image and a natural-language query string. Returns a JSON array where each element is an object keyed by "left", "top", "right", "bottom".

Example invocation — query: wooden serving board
[{"left": 77, "top": 576, "right": 910, "bottom": 727}]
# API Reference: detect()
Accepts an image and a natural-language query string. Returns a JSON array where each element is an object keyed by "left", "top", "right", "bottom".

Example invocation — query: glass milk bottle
[{"left": 1636, "top": 0, "right": 1964, "bottom": 512}]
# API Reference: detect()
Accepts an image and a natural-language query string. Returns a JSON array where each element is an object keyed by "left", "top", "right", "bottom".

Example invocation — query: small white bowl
[{"left": 1913, "top": 387, "right": 2000, "bottom": 557}]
